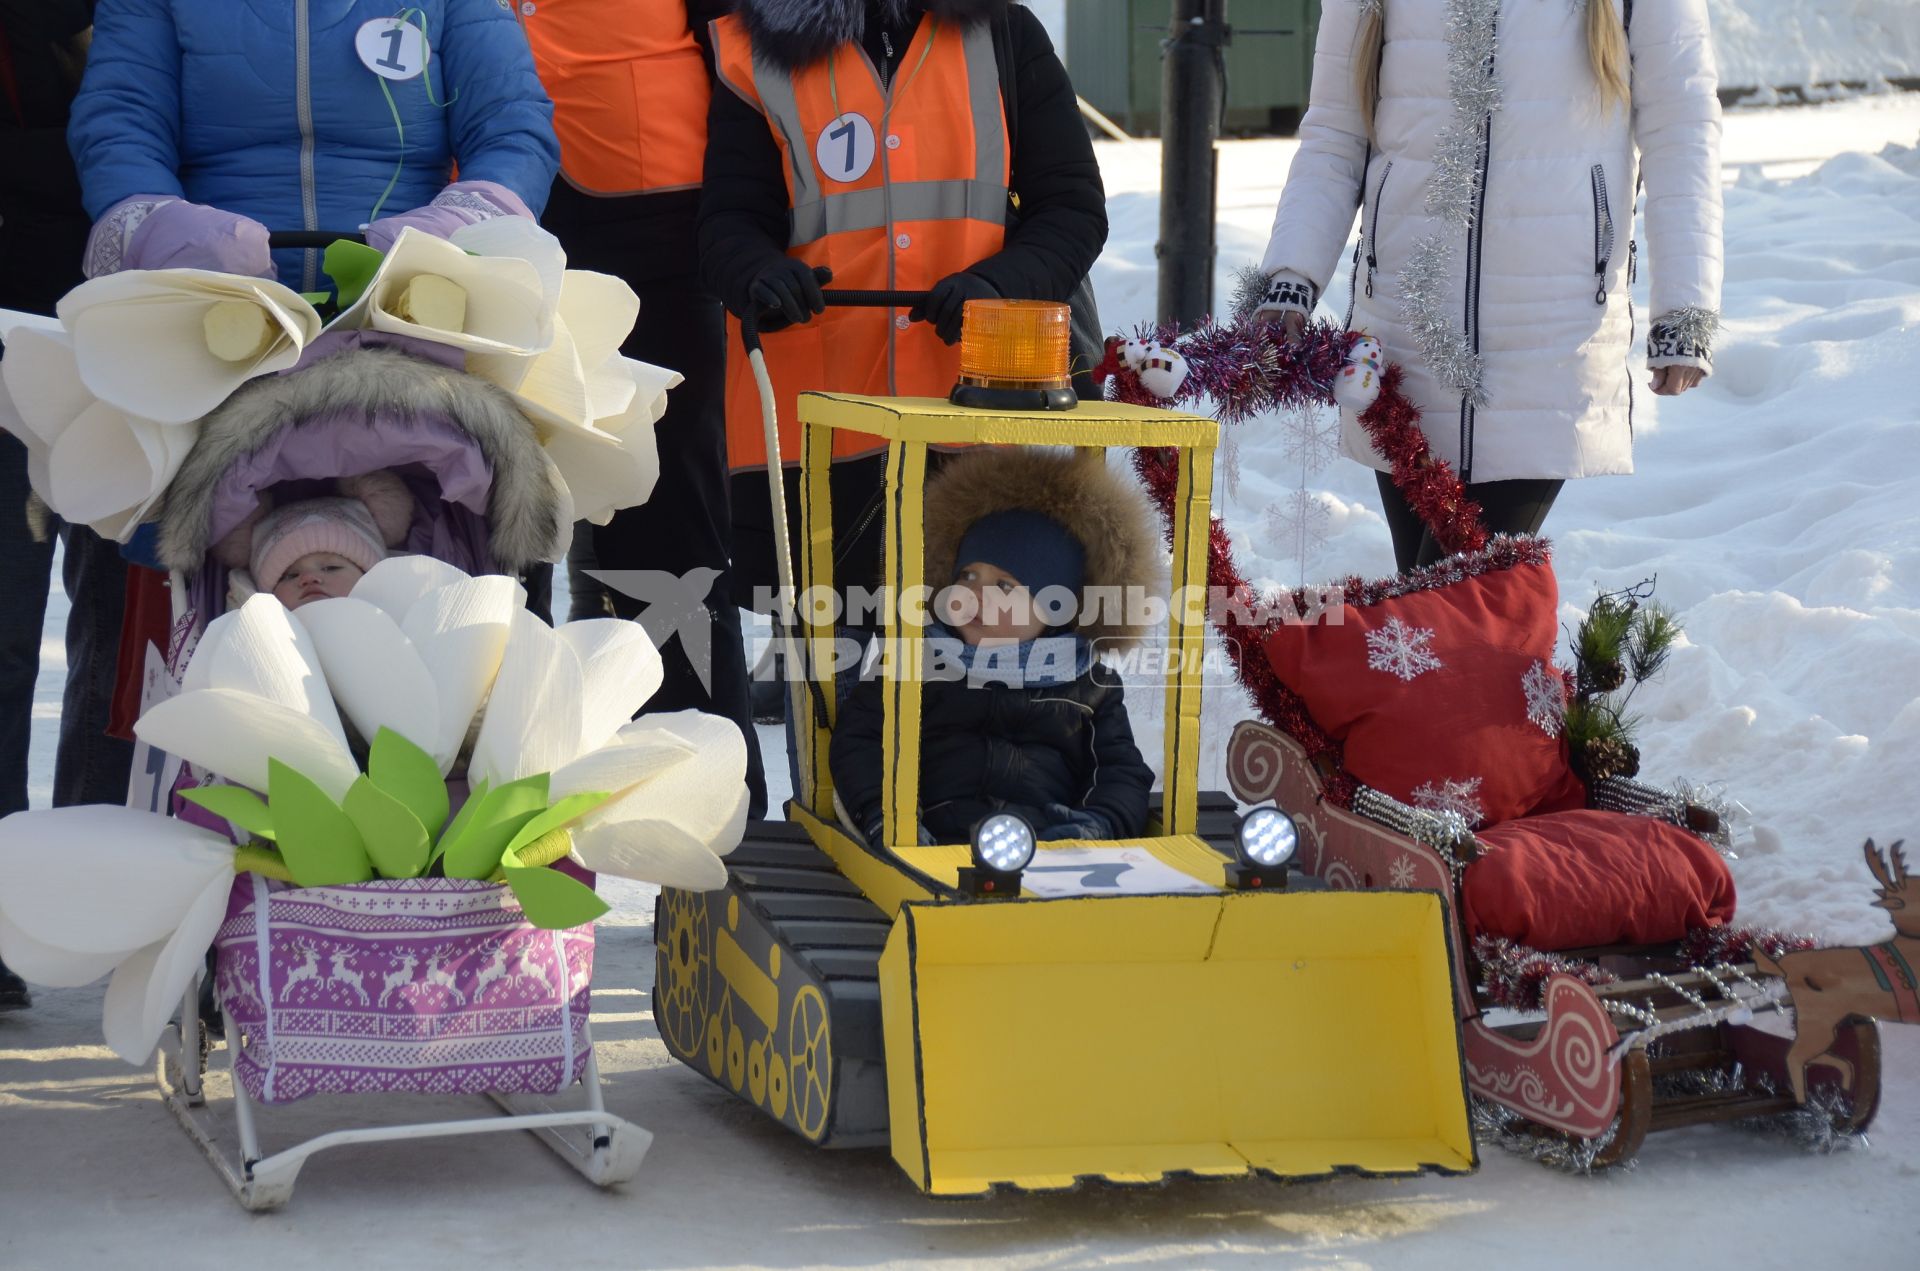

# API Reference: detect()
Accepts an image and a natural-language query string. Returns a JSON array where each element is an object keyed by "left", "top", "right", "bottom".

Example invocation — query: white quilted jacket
[{"left": 1259, "top": 0, "right": 1724, "bottom": 482}]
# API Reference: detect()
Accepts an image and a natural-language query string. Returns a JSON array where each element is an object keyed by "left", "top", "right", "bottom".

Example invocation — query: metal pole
[{"left": 1156, "top": 0, "right": 1228, "bottom": 327}]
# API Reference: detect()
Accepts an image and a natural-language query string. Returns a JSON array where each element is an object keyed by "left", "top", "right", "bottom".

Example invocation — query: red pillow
[
  {"left": 1263, "top": 557, "right": 1578, "bottom": 826},
  {"left": 1462, "top": 810, "right": 1737, "bottom": 949}
]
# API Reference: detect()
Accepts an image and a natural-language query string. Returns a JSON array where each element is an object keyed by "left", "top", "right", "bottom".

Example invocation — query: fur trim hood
[
  {"left": 732, "top": 0, "right": 1009, "bottom": 72},
  {"left": 923, "top": 448, "right": 1166, "bottom": 651},
  {"left": 157, "top": 349, "right": 567, "bottom": 576}
]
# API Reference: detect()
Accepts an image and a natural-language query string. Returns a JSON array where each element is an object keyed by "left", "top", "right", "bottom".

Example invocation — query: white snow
[
  {"left": 1710, "top": 0, "right": 1920, "bottom": 95},
  {"left": 5, "top": 95, "right": 1920, "bottom": 1270}
]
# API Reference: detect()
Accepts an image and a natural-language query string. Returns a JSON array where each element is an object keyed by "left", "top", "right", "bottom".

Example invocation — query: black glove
[
  {"left": 908, "top": 271, "right": 999, "bottom": 345},
  {"left": 746, "top": 259, "right": 831, "bottom": 331}
]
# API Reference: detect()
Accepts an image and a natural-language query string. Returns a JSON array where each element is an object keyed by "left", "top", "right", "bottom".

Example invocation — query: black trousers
[{"left": 1374, "top": 471, "right": 1564, "bottom": 575}]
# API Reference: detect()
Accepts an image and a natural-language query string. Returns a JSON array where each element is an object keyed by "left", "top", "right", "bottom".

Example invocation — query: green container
[{"left": 1065, "top": 0, "right": 1321, "bottom": 136}]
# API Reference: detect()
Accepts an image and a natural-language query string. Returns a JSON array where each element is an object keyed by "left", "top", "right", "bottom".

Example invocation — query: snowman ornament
[
  {"left": 1136, "top": 343, "right": 1189, "bottom": 400},
  {"left": 1331, "top": 334, "right": 1384, "bottom": 412}
]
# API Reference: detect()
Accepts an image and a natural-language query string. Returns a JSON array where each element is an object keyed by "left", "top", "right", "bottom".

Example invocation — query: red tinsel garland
[
  {"left": 1109, "top": 314, "right": 1501, "bottom": 804},
  {"left": 1473, "top": 935, "right": 1619, "bottom": 1011},
  {"left": 1100, "top": 317, "right": 1488, "bottom": 556}
]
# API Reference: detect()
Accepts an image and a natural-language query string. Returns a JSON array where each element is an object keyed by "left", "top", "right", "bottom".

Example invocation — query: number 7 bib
[{"left": 815, "top": 112, "right": 876, "bottom": 184}]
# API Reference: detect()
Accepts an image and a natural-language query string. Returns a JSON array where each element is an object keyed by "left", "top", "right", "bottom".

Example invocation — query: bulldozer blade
[{"left": 879, "top": 889, "right": 1475, "bottom": 1195}]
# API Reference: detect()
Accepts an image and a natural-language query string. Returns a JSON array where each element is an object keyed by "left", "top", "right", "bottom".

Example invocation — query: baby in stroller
[{"left": 215, "top": 470, "right": 411, "bottom": 611}]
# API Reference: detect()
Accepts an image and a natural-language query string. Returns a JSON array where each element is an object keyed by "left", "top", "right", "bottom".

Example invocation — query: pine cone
[
  {"left": 1579, "top": 660, "right": 1628, "bottom": 696},
  {"left": 1578, "top": 737, "right": 1641, "bottom": 783}
]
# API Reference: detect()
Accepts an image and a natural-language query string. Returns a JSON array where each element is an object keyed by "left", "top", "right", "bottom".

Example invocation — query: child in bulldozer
[{"left": 831, "top": 447, "right": 1161, "bottom": 848}]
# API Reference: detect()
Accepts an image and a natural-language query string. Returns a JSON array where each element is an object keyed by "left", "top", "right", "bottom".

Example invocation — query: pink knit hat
[{"left": 251, "top": 497, "right": 390, "bottom": 593}]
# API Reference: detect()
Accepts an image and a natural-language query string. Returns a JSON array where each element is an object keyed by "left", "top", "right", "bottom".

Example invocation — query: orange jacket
[
  {"left": 521, "top": 0, "right": 709, "bottom": 196},
  {"left": 710, "top": 14, "right": 1008, "bottom": 469}
]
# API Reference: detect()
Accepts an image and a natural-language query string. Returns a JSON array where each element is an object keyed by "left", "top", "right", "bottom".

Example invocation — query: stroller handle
[{"left": 268, "top": 230, "right": 368, "bottom": 249}]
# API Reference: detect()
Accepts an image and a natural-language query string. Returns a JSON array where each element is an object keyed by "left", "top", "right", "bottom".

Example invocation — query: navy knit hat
[{"left": 954, "top": 508, "right": 1086, "bottom": 597}]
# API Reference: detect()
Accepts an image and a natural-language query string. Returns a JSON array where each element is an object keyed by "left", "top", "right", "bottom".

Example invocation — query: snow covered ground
[
  {"left": 5, "top": 95, "right": 1920, "bottom": 1269},
  {"left": 1710, "top": 0, "right": 1920, "bottom": 96}
]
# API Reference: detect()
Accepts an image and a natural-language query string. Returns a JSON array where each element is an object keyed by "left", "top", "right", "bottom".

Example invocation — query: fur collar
[
  {"left": 922, "top": 448, "right": 1167, "bottom": 652},
  {"left": 731, "top": 0, "right": 1009, "bottom": 72},
  {"left": 157, "top": 348, "right": 567, "bottom": 576}
]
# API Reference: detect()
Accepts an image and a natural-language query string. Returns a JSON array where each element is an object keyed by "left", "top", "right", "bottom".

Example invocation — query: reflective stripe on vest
[
  {"left": 521, "top": 0, "right": 709, "bottom": 196},
  {"left": 711, "top": 15, "right": 1009, "bottom": 469}
]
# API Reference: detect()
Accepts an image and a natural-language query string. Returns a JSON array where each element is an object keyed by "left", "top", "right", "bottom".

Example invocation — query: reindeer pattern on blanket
[{"left": 210, "top": 877, "right": 594, "bottom": 1104}]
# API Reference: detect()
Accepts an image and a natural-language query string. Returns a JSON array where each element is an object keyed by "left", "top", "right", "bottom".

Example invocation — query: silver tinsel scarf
[{"left": 1395, "top": 0, "right": 1504, "bottom": 404}]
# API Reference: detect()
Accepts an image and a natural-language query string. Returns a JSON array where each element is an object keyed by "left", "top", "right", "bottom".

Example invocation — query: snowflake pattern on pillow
[
  {"left": 1522, "top": 660, "right": 1567, "bottom": 737},
  {"left": 1412, "top": 776, "right": 1487, "bottom": 827},
  {"left": 1366, "top": 618, "right": 1443, "bottom": 681}
]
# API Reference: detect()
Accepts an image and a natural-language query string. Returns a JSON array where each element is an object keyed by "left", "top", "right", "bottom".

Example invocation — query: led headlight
[
  {"left": 1227, "top": 807, "right": 1298, "bottom": 890},
  {"left": 960, "top": 812, "right": 1036, "bottom": 896},
  {"left": 1237, "top": 807, "right": 1298, "bottom": 869}
]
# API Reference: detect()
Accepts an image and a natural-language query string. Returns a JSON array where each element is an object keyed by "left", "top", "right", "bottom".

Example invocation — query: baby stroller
[{"left": 119, "top": 234, "right": 650, "bottom": 1209}]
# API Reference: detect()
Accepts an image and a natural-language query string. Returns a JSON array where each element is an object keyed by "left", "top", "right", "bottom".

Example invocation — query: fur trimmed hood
[
  {"left": 923, "top": 448, "right": 1166, "bottom": 651},
  {"left": 157, "top": 348, "right": 568, "bottom": 576},
  {"left": 732, "top": 0, "right": 1009, "bottom": 72}
]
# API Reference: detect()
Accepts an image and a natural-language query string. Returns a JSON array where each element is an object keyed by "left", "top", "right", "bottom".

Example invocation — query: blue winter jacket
[{"left": 69, "top": 0, "right": 559, "bottom": 288}]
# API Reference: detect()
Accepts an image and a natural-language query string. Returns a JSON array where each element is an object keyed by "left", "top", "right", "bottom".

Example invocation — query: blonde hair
[{"left": 1355, "top": 2, "right": 1629, "bottom": 138}]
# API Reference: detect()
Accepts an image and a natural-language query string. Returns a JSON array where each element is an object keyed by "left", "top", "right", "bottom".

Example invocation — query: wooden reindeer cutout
[{"left": 1755, "top": 839, "right": 1917, "bottom": 1102}]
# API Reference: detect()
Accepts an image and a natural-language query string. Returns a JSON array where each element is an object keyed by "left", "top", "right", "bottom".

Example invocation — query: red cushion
[
  {"left": 1263, "top": 559, "right": 1577, "bottom": 826},
  {"left": 1462, "top": 810, "right": 1738, "bottom": 949}
]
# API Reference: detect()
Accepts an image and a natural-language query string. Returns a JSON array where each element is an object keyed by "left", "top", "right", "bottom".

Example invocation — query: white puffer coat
[{"left": 1258, "top": 0, "right": 1723, "bottom": 483}]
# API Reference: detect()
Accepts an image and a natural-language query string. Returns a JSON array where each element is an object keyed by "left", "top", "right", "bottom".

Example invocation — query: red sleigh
[
  {"left": 1223, "top": 720, "right": 1882, "bottom": 1166},
  {"left": 1107, "top": 316, "right": 1884, "bottom": 1167}
]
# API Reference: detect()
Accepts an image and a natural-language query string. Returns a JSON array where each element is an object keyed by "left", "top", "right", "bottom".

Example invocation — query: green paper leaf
[
  {"left": 299, "top": 290, "right": 332, "bottom": 307},
  {"left": 343, "top": 776, "right": 431, "bottom": 879},
  {"left": 431, "top": 777, "right": 490, "bottom": 865},
  {"left": 179, "top": 785, "right": 276, "bottom": 842},
  {"left": 503, "top": 790, "right": 615, "bottom": 861},
  {"left": 503, "top": 863, "right": 609, "bottom": 931},
  {"left": 269, "top": 759, "right": 373, "bottom": 887},
  {"left": 369, "top": 728, "right": 449, "bottom": 841},
  {"left": 439, "top": 774, "right": 551, "bottom": 881},
  {"left": 323, "top": 239, "right": 386, "bottom": 308}
]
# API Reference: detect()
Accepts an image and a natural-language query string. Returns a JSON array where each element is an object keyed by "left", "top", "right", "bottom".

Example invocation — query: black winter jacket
[
  {"left": 0, "top": 0, "right": 92, "bottom": 313},
  {"left": 698, "top": 0, "right": 1107, "bottom": 323},
  {"left": 831, "top": 655, "right": 1153, "bottom": 845}
]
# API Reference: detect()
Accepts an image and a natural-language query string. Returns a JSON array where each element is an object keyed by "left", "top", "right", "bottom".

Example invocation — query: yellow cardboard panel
[
  {"left": 796, "top": 392, "right": 1219, "bottom": 450},
  {"left": 879, "top": 891, "right": 1473, "bottom": 1194}
]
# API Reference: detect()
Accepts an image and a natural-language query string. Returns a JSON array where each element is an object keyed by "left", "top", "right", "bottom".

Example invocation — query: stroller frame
[{"left": 155, "top": 964, "right": 650, "bottom": 1211}]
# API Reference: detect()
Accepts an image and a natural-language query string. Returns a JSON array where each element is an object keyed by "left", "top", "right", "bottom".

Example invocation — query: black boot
[{"left": 0, "top": 957, "right": 30, "bottom": 1012}]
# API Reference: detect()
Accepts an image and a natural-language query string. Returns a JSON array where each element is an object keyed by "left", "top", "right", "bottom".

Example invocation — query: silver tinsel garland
[
  {"left": 1399, "top": 231, "right": 1486, "bottom": 402},
  {"left": 1655, "top": 305, "right": 1723, "bottom": 350},
  {"left": 1471, "top": 1098, "right": 1626, "bottom": 1174},
  {"left": 1394, "top": 0, "right": 1503, "bottom": 403},
  {"left": 1230, "top": 263, "right": 1278, "bottom": 321},
  {"left": 1653, "top": 1065, "right": 1867, "bottom": 1155}
]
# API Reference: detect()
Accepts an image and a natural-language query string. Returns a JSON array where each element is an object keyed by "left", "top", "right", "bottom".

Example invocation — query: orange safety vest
[
  {"left": 710, "top": 14, "right": 1009, "bottom": 470},
  {"left": 520, "top": 0, "right": 710, "bottom": 196}
]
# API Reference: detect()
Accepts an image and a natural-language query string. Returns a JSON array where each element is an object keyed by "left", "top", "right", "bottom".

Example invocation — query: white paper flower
[
  {"left": 0, "top": 323, "right": 196, "bottom": 541},
  {"left": 540, "top": 357, "right": 670, "bottom": 526},
  {"left": 144, "top": 558, "right": 745, "bottom": 879},
  {"left": 0, "top": 806, "right": 237, "bottom": 1062},
  {"left": 332, "top": 226, "right": 554, "bottom": 362},
  {"left": 55, "top": 268, "right": 322, "bottom": 426}
]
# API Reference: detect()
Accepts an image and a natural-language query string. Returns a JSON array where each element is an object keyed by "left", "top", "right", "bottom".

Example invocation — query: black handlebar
[
  {"left": 738, "top": 273, "right": 932, "bottom": 355},
  {"left": 268, "top": 230, "right": 367, "bottom": 249}
]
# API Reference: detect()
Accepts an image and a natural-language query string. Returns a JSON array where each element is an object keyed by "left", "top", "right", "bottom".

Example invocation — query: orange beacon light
[{"left": 949, "top": 299, "right": 1078, "bottom": 412}]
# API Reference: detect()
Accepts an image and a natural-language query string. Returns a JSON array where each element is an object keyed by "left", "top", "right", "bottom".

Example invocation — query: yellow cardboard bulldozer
[{"left": 654, "top": 298, "right": 1476, "bottom": 1195}]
